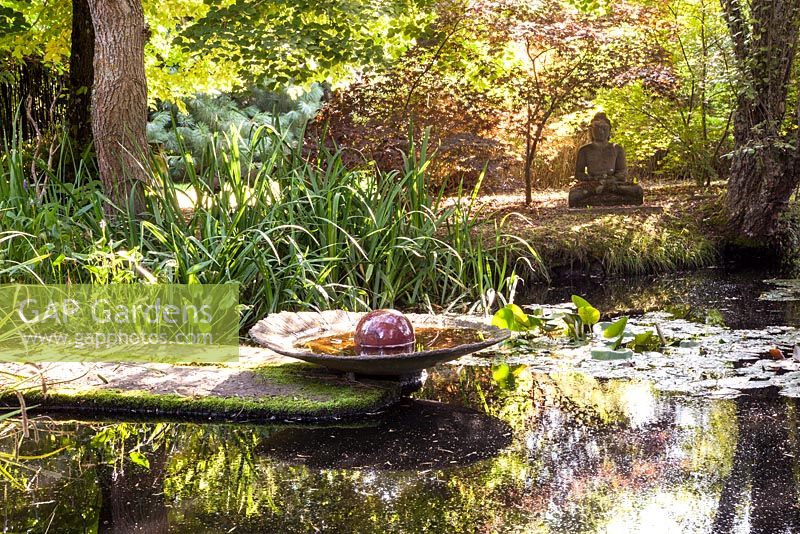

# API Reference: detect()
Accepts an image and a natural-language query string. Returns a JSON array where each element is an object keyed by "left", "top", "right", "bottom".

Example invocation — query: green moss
[{"left": 1, "top": 363, "right": 401, "bottom": 421}]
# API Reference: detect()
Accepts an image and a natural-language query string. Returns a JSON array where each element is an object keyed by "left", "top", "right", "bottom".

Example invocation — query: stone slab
[{"left": 0, "top": 348, "right": 403, "bottom": 422}]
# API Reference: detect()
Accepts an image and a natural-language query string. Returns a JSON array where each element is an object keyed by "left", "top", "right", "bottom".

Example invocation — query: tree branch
[{"left": 403, "top": 6, "right": 469, "bottom": 113}]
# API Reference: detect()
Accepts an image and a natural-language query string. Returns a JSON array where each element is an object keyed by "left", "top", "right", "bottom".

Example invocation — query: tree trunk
[
  {"left": 87, "top": 0, "right": 148, "bottom": 215},
  {"left": 524, "top": 104, "right": 533, "bottom": 205},
  {"left": 524, "top": 126, "right": 543, "bottom": 205},
  {"left": 725, "top": 116, "right": 798, "bottom": 239},
  {"left": 722, "top": 0, "right": 800, "bottom": 240},
  {"left": 69, "top": 0, "right": 94, "bottom": 155}
]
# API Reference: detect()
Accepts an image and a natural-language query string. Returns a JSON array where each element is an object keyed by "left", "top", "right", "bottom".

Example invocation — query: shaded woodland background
[{"left": 1, "top": 0, "right": 736, "bottom": 194}]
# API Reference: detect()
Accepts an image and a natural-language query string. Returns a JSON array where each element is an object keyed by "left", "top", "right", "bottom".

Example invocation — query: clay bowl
[{"left": 249, "top": 310, "right": 510, "bottom": 376}]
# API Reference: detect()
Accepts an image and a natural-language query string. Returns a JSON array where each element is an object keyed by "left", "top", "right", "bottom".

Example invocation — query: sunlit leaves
[
  {"left": 1, "top": 0, "right": 432, "bottom": 105},
  {"left": 602, "top": 316, "right": 627, "bottom": 338},
  {"left": 572, "top": 295, "right": 599, "bottom": 326},
  {"left": 491, "top": 303, "right": 533, "bottom": 331},
  {"left": 492, "top": 296, "right": 601, "bottom": 342},
  {"left": 589, "top": 0, "right": 735, "bottom": 178},
  {"left": 0, "top": 0, "right": 71, "bottom": 68},
  {"left": 171, "top": 0, "right": 434, "bottom": 96},
  {"left": 129, "top": 450, "right": 151, "bottom": 469}
]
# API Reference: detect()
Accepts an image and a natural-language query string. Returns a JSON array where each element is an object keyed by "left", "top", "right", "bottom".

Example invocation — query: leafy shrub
[{"left": 147, "top": 84, "right": 325, "bottom": 180}]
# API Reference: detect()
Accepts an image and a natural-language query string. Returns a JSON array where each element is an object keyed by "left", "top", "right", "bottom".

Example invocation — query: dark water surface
[
  {"left": 5, "top": 269, "right": 800, "bottom": 533},
  {"left": 523, "top": 267, "right": 800, "bottom": 329},
  {"left": 4, "top": 376, "right": 799, "bottom": 533}
]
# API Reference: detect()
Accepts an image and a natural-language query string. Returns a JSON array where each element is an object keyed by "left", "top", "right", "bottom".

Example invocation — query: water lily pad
[
  {"left": 760, "top": 279, "right": 800, "bottom": 301},
  {"left": 590, "top": 348, "right": 634, "bottom": 360}
]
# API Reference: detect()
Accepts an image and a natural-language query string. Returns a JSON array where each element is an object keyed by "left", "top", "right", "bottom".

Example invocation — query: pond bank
[{"left": 478, "top": 182, "right": 728, "bottom": 282}]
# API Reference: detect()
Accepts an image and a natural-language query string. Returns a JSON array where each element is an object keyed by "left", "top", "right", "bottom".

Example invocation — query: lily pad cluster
[
  {"left": 484, "top": 300, "right": 800, "bottom": 399},
  {"left": 492, "top": 297, "right": 660, "bottom": 360}
]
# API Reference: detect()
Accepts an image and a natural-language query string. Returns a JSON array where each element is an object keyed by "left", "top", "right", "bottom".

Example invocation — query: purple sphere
[{"left": 354, "top": 309, "right": 415, "bottom": 355}]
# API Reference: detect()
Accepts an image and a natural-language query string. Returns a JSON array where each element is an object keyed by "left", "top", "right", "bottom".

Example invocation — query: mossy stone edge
[{"left": 0, "top": 363, "right": 404, "bottom": 423}]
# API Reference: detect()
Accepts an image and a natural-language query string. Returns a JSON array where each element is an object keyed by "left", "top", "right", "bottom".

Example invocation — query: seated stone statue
[{"left": 568, "top": 112, "right": 643, "bottom": 208}]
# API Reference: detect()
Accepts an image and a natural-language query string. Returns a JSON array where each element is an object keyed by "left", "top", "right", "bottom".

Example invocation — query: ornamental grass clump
[{"left": 0, "top": 121, "right": 542, "bottom": 330}]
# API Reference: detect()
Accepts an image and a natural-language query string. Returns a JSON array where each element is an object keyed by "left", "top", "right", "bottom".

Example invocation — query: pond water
[
  {"left": 524, "top": 267, "right": 800, "bottom": 330},
  {"left": 4, "top": 269, "right": 800, "bottom": 533},
  {"left": 304, "top": 327, "right": 485, "bottom": 356}
]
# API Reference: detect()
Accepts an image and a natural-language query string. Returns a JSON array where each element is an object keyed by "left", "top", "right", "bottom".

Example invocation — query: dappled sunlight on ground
[
  {"left": 463, "top": 180, "right": 726, "bottom": 278},
  {"left": 470, "top": 181, "right": 725, "bottom": 230},
  {"left": 466, "top": 180, "right": 726, "bottom": 217}
]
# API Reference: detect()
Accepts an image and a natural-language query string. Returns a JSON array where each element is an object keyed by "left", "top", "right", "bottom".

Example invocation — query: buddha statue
[{"left": 568, "top": 113, "right": 643, "bottom": 208}]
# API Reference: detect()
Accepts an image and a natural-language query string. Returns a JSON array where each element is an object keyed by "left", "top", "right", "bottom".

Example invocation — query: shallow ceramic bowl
[{"left": 249, "top": 310, "right": 510, "bottom": 376}]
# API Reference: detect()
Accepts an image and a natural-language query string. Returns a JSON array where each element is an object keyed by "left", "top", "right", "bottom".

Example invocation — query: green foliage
[
  {"left": 1, "top": 0, "right": 433, "bottom": 104},
  {"left": 593, "top": 0, "right": 735, "bottom": 184},
  {"left": 148, "top": 0, "right": 434, "bottom": 103},
  {"left": 562, "top": 295, "right": 600, "bottom": 341},
  {"left": 598, "top": 317, "right": 661, "bottom": 352},
  {"left": 631, "top": 330, "right": 661, "bottom": 351},
  {"left": 181, "top": 0, "right": 429, "bottom": 82},
  {"left": 0, "top": 6, "right": 28, "bottom": 36},
  {"left": 494, "top": 299, "right": 664, "bottom": 352},
  {"left": 128, "top": 450, "right": 150, "bottom": 469},
  {"left": 0, "top": 119, "right": 541, "bottom": 330},
  {"left": 491, "top": 303, "right": 542, "bottom": 332},
  {"left": 492, "top": 294, "right": 601, "bottom": 342},
  {"left": 0, "top": 0, "right": 70, "bottom": 67},
  {"left": 602, "top": 316, "right": 627, "bottom": 339},
  {"left": 0, "top": 0, "right": 738, "bottom": 197},
  {"left": 147, "top": 84, "right": 324, "bottom": 178}
]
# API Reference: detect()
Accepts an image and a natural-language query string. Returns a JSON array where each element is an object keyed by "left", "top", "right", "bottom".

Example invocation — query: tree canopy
[
  {"left": 3, "top": 0, "right": 800, "bottom": 241},
  {"left": 0, "top": 0, "right": 433, "bottom": 104}
]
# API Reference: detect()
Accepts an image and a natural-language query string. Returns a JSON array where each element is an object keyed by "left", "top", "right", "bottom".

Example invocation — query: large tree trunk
[
  {"left": 722, "top": 0, "right": 800, "bottom": 240},
  {"left": 724, "top": 121, "right": 798, "bottom": 239},
  {"left": 68, "top": 0, "right": 94, "bottom": 154},
  {"left": 87, "top": 0, "right": 148, "bottom": 215}
]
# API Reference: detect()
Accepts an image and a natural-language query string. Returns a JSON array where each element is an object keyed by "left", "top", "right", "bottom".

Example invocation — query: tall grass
[{"left": 0, "top": 122, "right": 543, "bottom": 330}]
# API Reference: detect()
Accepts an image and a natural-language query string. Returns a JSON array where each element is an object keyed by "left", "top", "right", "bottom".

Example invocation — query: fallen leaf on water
[{"left": 769, "top": 347, "right": 785, "bottom": 360}]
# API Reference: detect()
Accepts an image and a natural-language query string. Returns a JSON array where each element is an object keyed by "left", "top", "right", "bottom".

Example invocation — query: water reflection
[
  {"left": 417, "top": 366, "right": 800, "bottom": 533},
  {"left": 523, "top": 268, "right": 800, "bottom": 329},
  {"left": 3, "top": 366, "right": 800, "bottom": 532},
  {"left": 262, "top": 398, "right": 512, "bottom": 470},
  {"left": 97, "top": 436, "right": 169, "bottom": 534},
  {"left": 712, "top": 397, "right": 800, "bottom": 533}
]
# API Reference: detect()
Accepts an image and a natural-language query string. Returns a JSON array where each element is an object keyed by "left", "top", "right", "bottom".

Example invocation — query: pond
[
  {"left": 523, "top": 266, "right": 800, "bottom": 330},
  {"left": 4, "top": 268, "right": 800, "bottom": 533}
]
